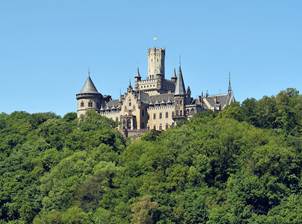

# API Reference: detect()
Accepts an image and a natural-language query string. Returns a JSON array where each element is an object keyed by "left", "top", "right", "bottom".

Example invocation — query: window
[
  {"left": 165, "top": 124, "right": 169, "bottom": 129},
  {"left": 176, "top": 110, "right": 179, "bottom": 116},
  {"left": 165, "top": 112, "right": 168, "bottom": 118},
  {"left": 80, "top": 101, "right": 84, "bottom": 107},
  {"left": 172, "top": 111, "right": 175, "bottom": 117},
  {"left": 153, "top": 113, "right": 156, "bottom": 119},
  {"left": 153, "top": 125, "right": 156, "bottom": 130},
  {"left": 159, "top": 124, "right": 162, "bottom": 131},
  {"left": 180, "top": 110, "right": 182, "bottom": 116},
  {"left": 159, "top": 112, "right": 162, "bottom": 119},
  {"left": 88, "top": 101, "right": 93, "bottom": 107}
]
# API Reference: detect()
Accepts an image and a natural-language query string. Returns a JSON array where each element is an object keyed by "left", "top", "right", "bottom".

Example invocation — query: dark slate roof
[
  {"left": 175, "top": 66, "right": 186, "bottom": 95},
  {"left": 80, "top": 76, "right": 99, "bottom": 94},
  {"left": 203, "top": 93, "right": 233, "bottom": 109},
  {"left": 149, "top": 93, "right": 174, "bottom": 104},
  {"left": 139, "top": 91, "right": 150, "bottom": 104},
  {"left": 107, "top": 99, "right": 120, "bottom": 108}
]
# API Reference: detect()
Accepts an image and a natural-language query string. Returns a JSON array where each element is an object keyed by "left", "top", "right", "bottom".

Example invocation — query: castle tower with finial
[
  {"left": 76, "top": 71, "right": 102, "bottom": 118},
  {"left": 148, "top": 48, "right": 165, "bottom": 80}
]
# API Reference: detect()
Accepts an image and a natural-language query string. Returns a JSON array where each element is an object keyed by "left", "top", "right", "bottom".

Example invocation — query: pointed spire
[
  {"left": 171, "top": 68, "right": 177, "bottom": 82},
  {"left": 137, "top": 67, "right": 141, "bottom": 77},
  {"left": 129, "top": 79, "right": 132, "bottom": 88},
  {"left": 187, "top": 86, "right": 191, "bottom": 96},
  {"left": 135, "top": 67, "right": 141, "bottom": 78},
  {"left": 128, "top": 79, "right": 133, "bottom": 91},
  {"left": 80, "top": 75, "right": 99, "bottom": 94},
  {"left": 228, "top": 72, "right": 232, "bottom": 93},
  {"left": 175, "top": 65, "right": 186, "bottom": 96}
]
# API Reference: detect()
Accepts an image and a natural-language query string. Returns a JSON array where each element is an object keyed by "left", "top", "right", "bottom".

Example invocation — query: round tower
[
  {"left": 76, "top": 74, "right": 102, "bottom": 118},
  {"left": 147, "top": 48, "right": 165, "bottom": 80}
]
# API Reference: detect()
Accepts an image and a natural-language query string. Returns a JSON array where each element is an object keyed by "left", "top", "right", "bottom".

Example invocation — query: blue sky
[{"left": 0, "top": 0, "right": 301, "bottom": 115}]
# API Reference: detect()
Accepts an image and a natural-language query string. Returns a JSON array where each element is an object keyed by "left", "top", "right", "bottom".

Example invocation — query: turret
[
  {"left": 173, "top": 65, "right": 186, "bottom": 121},
  {"left": 134, "top": 67, "right": 141, "bottom": 90},
  {"left": 174, "top": 66, "right": 186, "bottom": 96},
  {"left": 147, "top": 48, "right": 165, "bottom": 80},
  {"left": 76, "top": 73, "right": 102, "bottom": 118},
  {"left": 171, "top": 68, "right": 177, "bottom": 83}
]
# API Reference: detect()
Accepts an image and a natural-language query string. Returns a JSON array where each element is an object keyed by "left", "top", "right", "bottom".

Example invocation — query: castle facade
[{"left": 76, "top": 48, "right": 234, "bottom": 132}]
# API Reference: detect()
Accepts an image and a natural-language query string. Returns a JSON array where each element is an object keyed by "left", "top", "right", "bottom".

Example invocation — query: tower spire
[
  {"left": 175, "top": 65, "right": 186, "bottom": 96},
  {"left": 228, "top": 72, "right": 232, "bottom": 93}
]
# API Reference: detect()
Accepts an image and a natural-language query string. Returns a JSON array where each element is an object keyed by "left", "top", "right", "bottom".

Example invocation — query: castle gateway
[{"left": 76, "top": 48, "right": 234, "bottom": 132}]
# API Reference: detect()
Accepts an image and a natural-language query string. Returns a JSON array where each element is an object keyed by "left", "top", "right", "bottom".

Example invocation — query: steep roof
[
  {"left": 80, "top": 76, "right": 99, "bottom": 94},
  {"left": 174, "top": 66, "right": 186, "bottom": 96},
  {"left": 149, "top": 93, "right": 174, "bottom": 104}
]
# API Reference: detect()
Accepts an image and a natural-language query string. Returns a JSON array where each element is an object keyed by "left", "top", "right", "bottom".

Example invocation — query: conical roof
[
  {"left": 175, "top": 66, "right": 186, "bottom": 96},
  {"left": 80, "top": 76, "right": 99, "bottom": 94}
]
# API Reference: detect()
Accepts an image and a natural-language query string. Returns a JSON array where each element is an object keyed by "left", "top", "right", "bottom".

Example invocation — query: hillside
[{"left": 0, "top": 88, "right": 302, "bottom": 224}]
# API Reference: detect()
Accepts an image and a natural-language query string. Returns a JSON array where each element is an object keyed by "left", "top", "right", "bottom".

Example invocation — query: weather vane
[{"left": 153, "top": 36, "right": 158, "bottom": 47}]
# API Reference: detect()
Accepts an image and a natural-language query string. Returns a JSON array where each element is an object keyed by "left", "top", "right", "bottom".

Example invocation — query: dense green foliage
[{"left": 0, "top": 88, "right": 302, "bottom": 223}]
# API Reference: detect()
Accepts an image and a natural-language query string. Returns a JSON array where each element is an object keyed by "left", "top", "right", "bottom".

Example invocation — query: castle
[{"left": 76, "top": 48, "right": 234, "bottom": 134}]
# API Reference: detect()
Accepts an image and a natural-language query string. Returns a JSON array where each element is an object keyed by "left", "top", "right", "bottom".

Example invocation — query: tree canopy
[{"left": 0, "top": 88, "right": 302, "bottom": 223}]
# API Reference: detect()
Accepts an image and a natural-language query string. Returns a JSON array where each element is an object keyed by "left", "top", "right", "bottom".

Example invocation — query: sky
[{"left": 0, "top": 0, "right": 301, "bottom": 115}]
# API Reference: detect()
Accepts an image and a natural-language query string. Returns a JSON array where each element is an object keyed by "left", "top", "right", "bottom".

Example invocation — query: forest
[{"left": 0, "top": 88, "right": 302, "bottom": 224}]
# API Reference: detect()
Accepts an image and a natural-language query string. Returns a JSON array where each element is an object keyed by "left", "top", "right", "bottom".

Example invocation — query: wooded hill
[{"left": 0, "top": 88, "right": 302, "bottom": 224}]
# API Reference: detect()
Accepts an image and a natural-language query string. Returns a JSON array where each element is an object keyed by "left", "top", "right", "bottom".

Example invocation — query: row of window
[
  {"left": 80, "top": 101, "right": 93, "bottom": 108},
  {"left": 148, "top": 123, "right": 175, "bottom": 131},
  {"left": 141, "top": 84, "right": 156, "bottom": 89},
  {"left": 151, "top": 110, "right": 184, "bottom": 119},
  {"left": 153, "top": 111, "right": 170, "bottom": 120}
]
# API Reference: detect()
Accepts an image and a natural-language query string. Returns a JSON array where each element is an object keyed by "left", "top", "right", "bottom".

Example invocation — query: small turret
[
  {"left": 134, "top": 67, "right": 141, "bottom": 90},
  {"left": 174, "top": 66, "right": 186, "bottom": 96},
  {"left": 186, "top": 86, "right": 191, "bottom": 97},
  {"left": 76, "top": 72, "right": 102, "bottom": 118},
  {"left": 135, "top": 67, "right": 141, "bottom": 81},
  {"left": 173, "top": 65, "right": 186, "bottom": 123},
  {"left": 171, "top": 68, "right": 177, "bottom": 83}
]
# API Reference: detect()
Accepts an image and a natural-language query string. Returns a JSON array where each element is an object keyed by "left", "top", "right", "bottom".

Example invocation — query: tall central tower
[{"left": 147, "top": 48, "right": 165, "bottom": 80}]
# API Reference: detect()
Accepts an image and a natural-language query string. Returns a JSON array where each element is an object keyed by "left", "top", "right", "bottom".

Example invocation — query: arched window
[
  {"left": 88, "top": 101, "right": 93, "bottom": 107},
  {"left": 80, "top": 101, "right": 84, "bottom": 107}
]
